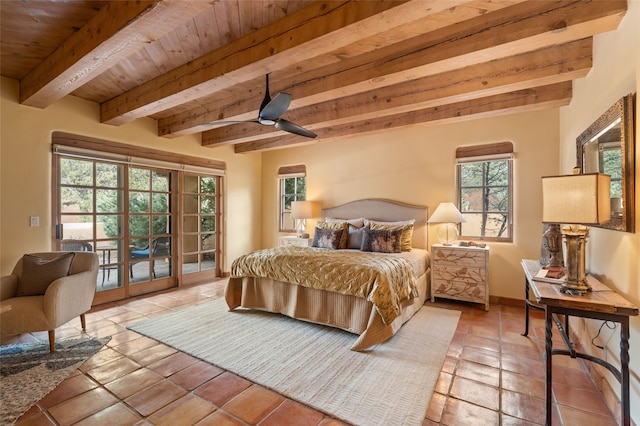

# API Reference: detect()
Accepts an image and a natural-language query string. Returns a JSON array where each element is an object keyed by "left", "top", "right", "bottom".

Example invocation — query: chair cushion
[{"left": 16, "top": 252, "right": 75, "bottom": 296}]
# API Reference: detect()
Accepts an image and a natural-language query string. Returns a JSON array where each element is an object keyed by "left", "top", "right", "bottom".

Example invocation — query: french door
[
  {"left": 54, "top": 155, "right": 177, "bottom": 304},
  {"left": 181, "top": 173, "right": 221, "bottom": 285}
]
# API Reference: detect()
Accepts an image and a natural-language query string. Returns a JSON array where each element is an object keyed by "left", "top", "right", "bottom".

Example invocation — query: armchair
[{"left": 0, "top": 252, "right": 99, "bottom": 352}]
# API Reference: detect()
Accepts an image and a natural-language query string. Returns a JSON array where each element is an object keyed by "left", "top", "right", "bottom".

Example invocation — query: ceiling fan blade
[
  {"left": 275, "top": 119, "right": 317, "bottom": 138},
  {"left": 260, "top": 92, "right": 292, "bottom": 122}
]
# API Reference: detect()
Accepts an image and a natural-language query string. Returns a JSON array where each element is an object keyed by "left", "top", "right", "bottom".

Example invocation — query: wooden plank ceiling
[{"left": 0, "top": 0, "right": 628, "bottom": 153}]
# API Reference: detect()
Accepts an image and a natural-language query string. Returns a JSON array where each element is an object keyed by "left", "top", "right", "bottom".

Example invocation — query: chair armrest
[
  {"left": 44, "top": 271, "right": 97, "bottom": 326},
  {"left": 1, "top": 275, "right": 19, "bottom": 301}
]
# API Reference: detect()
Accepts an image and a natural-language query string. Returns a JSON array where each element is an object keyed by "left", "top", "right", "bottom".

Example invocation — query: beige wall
[
  {"left": 559, "top": 0, "right": 639, "bottom": 419},
  {"left": 261, "top": 108, "right": 560, "bottom": 301},
  {"left": 0, "top": 77, "right": 262, "bottom": 275}
]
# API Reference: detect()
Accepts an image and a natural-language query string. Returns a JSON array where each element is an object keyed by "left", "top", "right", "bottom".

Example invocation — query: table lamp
[
  {"left": 428, "top": 202, "right": 466, "bottom": 245},
  {"left": 291, "top": 200, "right": 313, "bottom": 238},
  {"left": 542, "top": 173, "right": 611, "bottom": 294}
]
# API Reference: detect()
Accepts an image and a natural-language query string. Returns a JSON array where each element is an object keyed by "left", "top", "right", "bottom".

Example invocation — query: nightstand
[
  {"left": 278, "top": 236, "right": 313, "bottom": 247},
  {"left": 431, "top": 243, "right": 490, "bottom": 311}
]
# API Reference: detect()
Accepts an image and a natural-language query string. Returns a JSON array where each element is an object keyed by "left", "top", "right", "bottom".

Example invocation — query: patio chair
[{"left": 129, "top": 237, "right": 171, "bottom": 279}]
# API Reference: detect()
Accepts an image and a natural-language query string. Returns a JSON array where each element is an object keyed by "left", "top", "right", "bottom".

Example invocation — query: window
[
  {"left": 456, "top": 142, "right": 513, "bottom": 241},
  {"left": 278, "top": 165, "right": 306, "bottom": 232}
]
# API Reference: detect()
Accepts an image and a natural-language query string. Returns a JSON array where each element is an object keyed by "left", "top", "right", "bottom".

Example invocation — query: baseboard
[{"left": 489, "top": 295, "right": 523, "bottom": 307}]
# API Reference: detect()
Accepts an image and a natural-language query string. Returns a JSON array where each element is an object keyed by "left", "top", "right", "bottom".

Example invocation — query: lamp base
[
  {"left": 560, "top": 225, "right": 592, "bottom": 296},
  {"left": 437, "top": 223, "right": 459, "bottom": 245}
]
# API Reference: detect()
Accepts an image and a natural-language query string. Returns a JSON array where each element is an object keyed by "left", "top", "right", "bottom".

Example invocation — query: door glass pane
[
  {"left": 201, "top": 177, "right": 216, "bottom": 193},
  {"left": 152, "top": 215, "right": 170, "bottom": 234},
  {"left": 201, "top": 196, "right": 215, "bottom": 213},
  {"left": 201, "top": 252, "right": 215, "bottom": 271},
  {"left": 201, "top": 234, "right": 215, "bottom": 251},
  {"left": 61, "top": 187, "right": 93, "bottom": 213},
  {"left": 96, "top": 163, "right": 121, "bottom": 188},
  {"left": 184, "top": 174, "right": 198, "bottom": 192},
  {"left": 129, "top": 168, "right": 150, "bottom": 190},
  {"left": 152, "top": 193, "right": 169, "bottom": 213},
  {"left": 183, "top": 195, "right": 198, "bottom": 214},
  {"left": 183, "top": 235, "right": 198, "bottom": 254},
  {"left": 183, "top": 216, "right": 198, "bottom": 232},
  {"left": 129, "top": 216, "right": 149, "bottom": 236},
  {"left": 60, "top": 158, "right": 93, "bottom": 186},
  {"left": 96, "top": 189, "right": 120, "bottom": 213},
  {"left": 61, "top": 215, "right": 95, "bottom": 240},
  {"left": 129, "top": 191, "right": 150, "bottom": 213},
  {"left": 152, "top": 170, "right": 170, "bottom": 191},
  {"left": 202, "top": 216, "right": 215, "bottom": 232},
  {"left": 97, "top": 214, "right": 123, "bottom": 238}
]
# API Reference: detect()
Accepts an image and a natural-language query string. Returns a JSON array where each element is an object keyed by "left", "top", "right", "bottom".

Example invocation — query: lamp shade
[
  {"left": 542, "top": 173, "right": 611, "bottom": 225},
  {"left": 291, "top": 201, "right": 313, "bottom": 219},
  {"left": 428, "top": 202, "right": 467, "bottom": 224}
]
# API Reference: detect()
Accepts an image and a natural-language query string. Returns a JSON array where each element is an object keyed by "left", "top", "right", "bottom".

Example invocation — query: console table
[{"left": 521, "top": 259, "right": 638, "bottom": 426}]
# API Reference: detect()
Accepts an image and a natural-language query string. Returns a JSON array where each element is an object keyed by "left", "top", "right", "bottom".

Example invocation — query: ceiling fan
[{"left": 203, "top": 74, "right": 317, "bottom": 138}]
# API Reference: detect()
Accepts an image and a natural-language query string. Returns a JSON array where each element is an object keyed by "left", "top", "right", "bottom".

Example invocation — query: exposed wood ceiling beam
[
  {"left": 232, "top": 82, "right": 573, "bottom": 153},
  {"left": 166, "top": 0, "right": 624, "bottom": 139},
  {"left": 20, "top": 1, "right": 212, "bottom": 108},
  {"left": 201, "top": 39, "right": 592, "bottom": 146},
  {"left": 99, "top": 0, "right": 493, "bottom": 126}
]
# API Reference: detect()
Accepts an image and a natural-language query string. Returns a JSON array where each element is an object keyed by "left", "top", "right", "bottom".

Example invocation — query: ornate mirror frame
[{"left": 576, "top": 93, "right": 636, "bottom": 232}]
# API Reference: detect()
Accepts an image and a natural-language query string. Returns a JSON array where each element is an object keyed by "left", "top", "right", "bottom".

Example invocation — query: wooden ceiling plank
[
  {"left": 231, "top": 82, "right": 573, "bottom": 153},
  {"left": 162, "top": 0, "right": 624, "bottom": 138},
  {"left": 100, "top": 0, "right": 478, "bottom": 125},
  {"left": 20, "top": 0, "right": 213, "bottom": 108},
  {"left": 202, "top": 39, "right": 591, "bottom": 146}
]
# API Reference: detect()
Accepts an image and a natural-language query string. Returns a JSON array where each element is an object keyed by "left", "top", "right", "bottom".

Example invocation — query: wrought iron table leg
[
  {"left": 621, "top": 318, "right": 631, "bottom": 426},
  {"left": 544, "top": 307, "right": 553, "bottom": 426}
]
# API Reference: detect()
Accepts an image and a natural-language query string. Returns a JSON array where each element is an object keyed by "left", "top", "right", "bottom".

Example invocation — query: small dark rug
[{"left": 0, "top": 337, "right": 110, "bottom": 425}]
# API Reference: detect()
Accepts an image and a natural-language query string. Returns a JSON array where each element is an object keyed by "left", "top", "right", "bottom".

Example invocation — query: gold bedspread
[{"left": 230, "top": 247, "right": 417, "bottom": 325}]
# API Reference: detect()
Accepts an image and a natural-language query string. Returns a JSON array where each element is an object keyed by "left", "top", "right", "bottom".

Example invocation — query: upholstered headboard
[{"left": 321, "top": 199, "right": 429, "bottom": 249}]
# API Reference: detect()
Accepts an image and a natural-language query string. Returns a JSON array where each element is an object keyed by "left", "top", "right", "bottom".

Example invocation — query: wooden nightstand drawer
[
  {"left": 431, "top": 244, "right": 490, "bottom": 310},
  {"left": 432, "top": 248, "right": 485, "bottom": 267},
  {"left": 432, "top": 265, "right": 486, "bottom": 282}
]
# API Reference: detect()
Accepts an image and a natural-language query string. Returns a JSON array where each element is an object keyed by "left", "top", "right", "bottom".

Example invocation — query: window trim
[{"left": 456, "top": 142, "right": 513, "bottom": 242}]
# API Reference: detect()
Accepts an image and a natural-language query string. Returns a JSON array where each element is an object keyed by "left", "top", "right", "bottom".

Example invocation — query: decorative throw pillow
[
  {"left": 347, "top": 224, "right": 366, "bottom": 249},
  {"left": 312, "top": 228, "right": 345, "bottom": 250},
  {"left": 316, "top": 221, "right": 349, "bottom": 249},
  {"left": 324, "top": 217, "right": 366, "bottom": 229},
  {"left": 323, "top": 218, "right": 367, "bottom": 249},
  {"left": 361, "top": 228, "right": 403, "bottom": 253},
  {"left": 367, "top": 219, "right": 415, "bottom": 251},
  {"left": 17, "top": 252, "right": 75, "bottom": 296}
]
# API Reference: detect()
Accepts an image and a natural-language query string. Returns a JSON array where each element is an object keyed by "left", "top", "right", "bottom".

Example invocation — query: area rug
[
  {"left": 129, "top": 298, "right": 459, "bottom": 426},
  {"left": 0, "top": 337, "right": 110, "bottom": 425}
]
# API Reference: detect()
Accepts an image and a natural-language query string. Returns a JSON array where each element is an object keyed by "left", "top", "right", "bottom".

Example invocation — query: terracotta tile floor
[{"left": 2, "top": 279, "right": 619, "bottom": 425}]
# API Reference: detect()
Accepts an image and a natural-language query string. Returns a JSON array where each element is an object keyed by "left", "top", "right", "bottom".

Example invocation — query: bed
[{"left": 225, "top": 199, "right": 430, "bottom": 351}]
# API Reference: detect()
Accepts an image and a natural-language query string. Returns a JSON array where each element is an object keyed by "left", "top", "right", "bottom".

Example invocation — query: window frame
[
  {"left": 456, "top": 142, "right": 513, "bottom": 242},
  {"left": 278, "top": 165, "right": 306, "bottom": 232}
]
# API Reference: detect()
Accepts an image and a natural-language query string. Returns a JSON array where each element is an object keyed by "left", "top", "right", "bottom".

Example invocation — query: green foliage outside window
[
  {"left": 280, "top": 176, "right": 306, "bottom": 231},
  {"left": 458, "top": 159, "right": 511, "bottom": 240}
]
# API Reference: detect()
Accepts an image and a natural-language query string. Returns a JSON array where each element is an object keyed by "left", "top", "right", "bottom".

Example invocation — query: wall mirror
[{"left": 577, "top": 93, "right": 636, "bottom": 232}]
